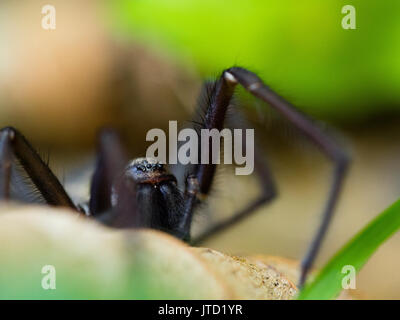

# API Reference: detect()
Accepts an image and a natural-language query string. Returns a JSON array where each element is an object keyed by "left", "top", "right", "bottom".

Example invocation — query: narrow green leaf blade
[{"left": 298, "top": 198, "right": 400, "bottom": 300}]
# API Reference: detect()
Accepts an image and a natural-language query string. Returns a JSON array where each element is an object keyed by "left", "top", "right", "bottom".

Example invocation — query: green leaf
[{"left": 298, "top": 198, "right": 400, "bottom": 300}]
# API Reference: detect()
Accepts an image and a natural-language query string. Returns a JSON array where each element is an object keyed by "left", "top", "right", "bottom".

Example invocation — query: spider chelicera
[{"left": 0, "top": 67, "right": 349, "bottom": 288}]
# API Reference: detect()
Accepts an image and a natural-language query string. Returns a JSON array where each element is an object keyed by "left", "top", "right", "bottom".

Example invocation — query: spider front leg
[
  {"left": 0, "top": 127, "right": 77, "bottom": 209},
  {"left": 180, "top": 76, "right": 277, "bottom": 242},
  {"left": 89, "top": 128, "right": 138, "bottom": 228},
  {"left": 180, "top": 67, "right": 350, "bottom": 288}
]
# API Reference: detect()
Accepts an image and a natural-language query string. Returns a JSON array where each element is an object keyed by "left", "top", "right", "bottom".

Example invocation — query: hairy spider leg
[
  {"left": 180, "top": 67, "right": 350, "bottom": 288},
  {"left": 180, "top": 72, "right": 277, "bottom": 241},
  {"left": 0, "top": 127, "right": 76, "bottom": 209}
]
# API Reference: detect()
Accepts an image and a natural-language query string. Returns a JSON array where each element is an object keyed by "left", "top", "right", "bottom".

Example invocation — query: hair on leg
[{"left": 0, "top": 127, "right": 77, "bottom": 209}]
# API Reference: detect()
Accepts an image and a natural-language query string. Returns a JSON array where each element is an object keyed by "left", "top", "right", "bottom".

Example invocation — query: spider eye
[{"left": 146, "top": 164, "right": 152, "bottom": 169}]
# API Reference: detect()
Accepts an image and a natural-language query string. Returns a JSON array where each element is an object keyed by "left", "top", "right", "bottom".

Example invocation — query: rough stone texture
[
  {"left": 193, "top": 248, "right": 298, "bottom": 299},
  {"left": 246, "top": 255, "right": 364, "bottom": 300}
]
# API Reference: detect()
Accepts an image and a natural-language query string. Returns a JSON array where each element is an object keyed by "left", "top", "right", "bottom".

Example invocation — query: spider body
[{"left": 0, "top": 67, "right": 350, "bottom": 287}]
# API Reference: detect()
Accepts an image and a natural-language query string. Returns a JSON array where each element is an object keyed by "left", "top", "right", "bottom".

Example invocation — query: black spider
[{"left": 0, "top": 67, "right": 349, "bottom": 288}]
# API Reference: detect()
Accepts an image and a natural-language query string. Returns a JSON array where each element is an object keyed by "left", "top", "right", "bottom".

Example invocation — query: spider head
[
  {"left": 113, "top": 157, "right": 183, "bottom": 235},
  {"left": 124, "top": 157, "right": 176, "bottom": 185}
]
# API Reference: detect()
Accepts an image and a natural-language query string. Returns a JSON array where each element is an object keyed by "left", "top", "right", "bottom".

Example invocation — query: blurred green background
[
  {"left": 1, "top": 0, "right": 400, "bottom": 299},
  {"left": 108, "top": 0, "right": 400, "bottom": 122}
]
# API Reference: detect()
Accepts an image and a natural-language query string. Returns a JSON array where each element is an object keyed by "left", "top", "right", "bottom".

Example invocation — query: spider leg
[
  {"left": 0, "top": 128, "right": 13, "bottom": 199},
  {"left": 180, "top": 75, "right": 277, "bottom": 241},
  {"left": 227, "top": 67, "right": 349, "bottom": 288},
  {"left": 182, "top": 76, "right": 276, "bottom": 240},
  {"left": 0, "top": 127, "right": 77, "bottom": 209},
  {"left": 178, "top": 76, "right": 237, "bottom": 240},
  {"left": 181, "top": 67, "right": 350, "bottom": 288},
  {"left": 89, "top": 128, "right": 136, "bottom": 227}
]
